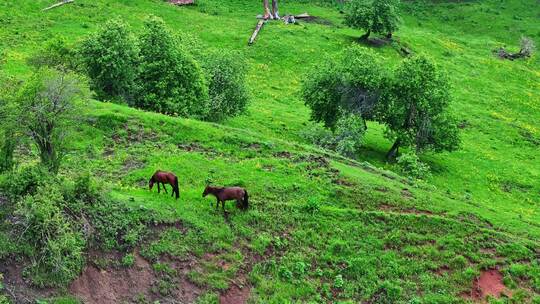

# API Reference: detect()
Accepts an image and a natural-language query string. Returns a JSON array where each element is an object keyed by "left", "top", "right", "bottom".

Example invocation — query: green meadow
[{"left": 0, "top": 0, "right": 539, "bottom": 303}]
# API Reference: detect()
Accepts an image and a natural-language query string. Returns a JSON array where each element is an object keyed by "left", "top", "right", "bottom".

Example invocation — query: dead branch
[
  {"left": 249, "top": 20, "right": 266, "bottom": 45},
  {"left": 42, "top": 0, "right": 74, "bottom": 11}
]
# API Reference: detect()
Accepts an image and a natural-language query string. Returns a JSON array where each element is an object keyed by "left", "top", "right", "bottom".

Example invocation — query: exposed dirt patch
[
  {"left": 177, "top": 142, "right": 211, "bottom": 153},
  {"left": 0, "top": 259, "right": 56, "bottom": 304},
  {"left": 375, "top": 186, "right": 389, "bottom": 192},
  {"left": 300, "top": 16, "right": 333, "bottom": 26},
  {"left": 464, "top": 269, "right": 511, "bottom": 302},
  {"left": 220, "top": 284, "right": 251, "bottom": 304},
  {"left": 379, "top": 203, "right": 435, "bottom": 216},
  {"left": 401, "top": 188, "right": 414, "bottom": 199},
  {"left": 69, "top": 252, "right": 155, "bottom": 304},
  {"left": 273, "top": 151, "right": 293, "bottom": 159},
  {"left": 121, "top": 157, "right": 146, "bottom": 173},
  {"left": 332, "top": 178, "right": 355, "bottom": 187},
  {"left": 170, "top": 0, "right": 194, "bottom": 5}
]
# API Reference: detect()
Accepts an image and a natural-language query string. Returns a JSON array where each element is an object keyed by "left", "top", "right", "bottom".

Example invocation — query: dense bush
[
  {"left": 15, "top": 183, "right": 85, "bottom": 287},
  {"left": 344, "top": 0, "right": 401, "bottom": 39},
  {"left": 396, "top": 152, "right": 431, "bottom": 180},
  {"left": 80, "top": 19, "right": 139, "bottom": 102},
  {"left": 135, "top": 15, "right": 209, "bottom": 118},
  {"left": 1, "top": 168, "right": 153, "bottom": 287},
  {"left": 201, "top": 50, "right": 250, "bottom": 121}
]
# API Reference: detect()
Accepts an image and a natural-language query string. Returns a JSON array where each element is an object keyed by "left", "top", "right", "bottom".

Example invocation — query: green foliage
[
  {"left": 345, "top": 0, "right": 401, "bottom": 38},
  {"left": 27, "top": 37, "right": 80, "bottom": 71},
  {"left": 15, "top": 183, "right": 85, "bottom": 287},
  {"left": 0, "top": 75, "right": 18, "bottom": 173},
  {"left": 122, "top": 253, "right": 135, "bottom": 267},
  {"left": 396, "top": 152, "right": 431, "bottom": 180},
  {"left": 135, "top": 15, "right": 209, "bottom": 118},
  {"left": 80, "top": 19, "right": 139, "bottom": 102},
  {"left": 378, "top": 55, "right": 460, "bottom": 159},
  {"left": 303, "top": 45, "right": 386, "bottom": 130},
  {"left": 1, "top": 165, "right": 52, "bottom": 199},
  {"left": 334, "top": 114, "right": 366, "bottom": 157},
  {"left": 14, "top": 68, "right": 87, "bottom": 173},
  {"left": 201, "top": 50, "right": 250, "bottom": 122}
]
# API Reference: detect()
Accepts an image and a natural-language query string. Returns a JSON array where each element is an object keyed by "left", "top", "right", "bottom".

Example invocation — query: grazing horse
[
  {"left": 149, "top": 170, "right": 180, "bottom": 199},
  {"left": 202, "top": 186, "right": 249, "bottom": 212}
]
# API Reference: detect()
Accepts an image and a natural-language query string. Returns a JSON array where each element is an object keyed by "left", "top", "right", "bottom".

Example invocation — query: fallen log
[
  {"left": 248, "top": 20, "right": 265, "bottom": 45},
  {"left": 43, "top": 0, "right": 74, "bottom": 11}
]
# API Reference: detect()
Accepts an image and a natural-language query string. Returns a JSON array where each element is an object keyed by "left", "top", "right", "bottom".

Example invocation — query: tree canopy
[{"left": 344, "top": 0, "right": 401, "bottom": 39}]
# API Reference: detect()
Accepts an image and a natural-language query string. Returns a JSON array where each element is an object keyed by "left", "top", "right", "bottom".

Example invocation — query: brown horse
[
  {"left": 202, "top": 185, "right": 249, "bottom": 211},
  {"left": 149, "top": 170, "right": 180, "bottom": 199}
]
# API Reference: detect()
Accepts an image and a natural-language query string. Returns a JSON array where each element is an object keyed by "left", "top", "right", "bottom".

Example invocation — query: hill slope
[{"left": 0, "top": 0, "right": 539, "bottom": 303}]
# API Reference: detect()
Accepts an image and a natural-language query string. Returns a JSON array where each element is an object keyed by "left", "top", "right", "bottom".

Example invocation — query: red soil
[
  {"left": 465, "top": 269, "right": 511, "bottom": 302},
  {"left": 220, "top": 284, "right": 251, "bottom": 304}
]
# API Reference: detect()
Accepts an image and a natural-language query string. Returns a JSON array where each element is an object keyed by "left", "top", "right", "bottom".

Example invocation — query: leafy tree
[
  {"left": 378, "top": 55, "right": 460, "bottom": 160},
  {"left": 302, "top": 46, "right": 387, "bottom": 130},
  {"left": 80, "top": 18, "right": 139, "bottom": 102},
  {"left": 201, "top": 50, "right": 250, "bottom": 121},
  {"left": 344, "top": 0, "right": 401, "bottom": 40},
  {"left": 135, "top": 15, "right": 209, "bottom": 118},
  {"left": 15, "top": 68, "right": 87, "bottom": 173}
]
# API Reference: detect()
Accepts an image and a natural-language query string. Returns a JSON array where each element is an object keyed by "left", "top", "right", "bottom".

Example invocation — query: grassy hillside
[{"left": 0, "top": 0, "right": 539, "bottom": 303}]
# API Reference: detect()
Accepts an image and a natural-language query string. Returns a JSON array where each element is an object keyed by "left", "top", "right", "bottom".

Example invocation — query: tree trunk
[
  {"left": 386, "top": 139, "right": 401, "bottom": 161},
  {"left": 360, "top": 29, "right": 371, "bottom": 40}
]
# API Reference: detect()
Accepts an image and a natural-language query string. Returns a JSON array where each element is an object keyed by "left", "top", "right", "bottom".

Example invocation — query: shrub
[
  {"left": 201, "top": 50, "right": 250, "bottom": 121},
  {"left": 1, "top": 165, "right": 52, "bottom": 199},
  {"left": 80, "top": 18, "right": 139, "bottom": 102},
  {"left": 15, "top": 68, "right": 87, "bottom": 173},
  {"left": 396, "top": 152, "right": 431, "bottom": 180},
  {"left": 333, "top": 113, "right": 366, "bottom": 157},
  {"left": 135, "top": 15, "right": 209, "bottom": 118},
  {"left": 344, "top": 0, "right": 401, "bottom": 39},
  {"left": 300, "top": 116, "right": 365, "bottom": 158},
  {"left": 15, "top": 183, "right": 85, "bottom": 287},
  {"left": 27, "top": 37, "right": 80, "bottom": 71}
]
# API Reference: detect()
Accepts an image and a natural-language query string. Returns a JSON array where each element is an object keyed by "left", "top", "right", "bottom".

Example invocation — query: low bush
[{"left": 396, "top": 152, "right": 431, "bottom": 180}]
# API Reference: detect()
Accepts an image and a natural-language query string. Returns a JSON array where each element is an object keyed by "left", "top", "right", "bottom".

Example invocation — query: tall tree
[
  {"left": 80, "top": 18, "right": 139, "bottom": 102},
  {"left": 16, "top": 68, "right": 86, "bottom": 173},
  {"left": 302, "top": 46, "right": 387, "bottom": 129},
  {"left": 135, "top": 15, "right": 209, "bottom": 118},
  {"left": 344, "top": 0, "right": 401, "bottom": 40},
  {"left": 378, "top": 56, "right": 460, "bottom": 160}
]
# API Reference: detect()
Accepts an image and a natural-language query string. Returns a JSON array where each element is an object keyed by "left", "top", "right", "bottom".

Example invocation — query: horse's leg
[
  {"left": 162, "top": 183, "right": 168, "bottom": 194},
  {"left": 158, "top": 182, "right": 161, "bottom": 193},
  {"left": 216, "top": 198, "right": 220, "bottom": 210}
]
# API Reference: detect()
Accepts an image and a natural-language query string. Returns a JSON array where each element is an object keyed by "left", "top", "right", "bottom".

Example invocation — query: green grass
[{"left": 0, "top": 0, "right": 539, "bottom": 303}]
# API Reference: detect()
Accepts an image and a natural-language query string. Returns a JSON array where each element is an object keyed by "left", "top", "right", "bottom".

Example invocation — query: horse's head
[
  {"left": 149, "top": 178, "right": 154, "bottom": 190},
  {"left": 202, "top": 186, "right": 210, "bottom": 197}
]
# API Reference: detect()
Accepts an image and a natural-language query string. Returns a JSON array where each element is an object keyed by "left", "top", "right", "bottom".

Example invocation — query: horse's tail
[
  {"left": 242, "top": 190, "right": 249, "bottom": 210},
  {"left": 174, "top": 176, "right": 180, "bottom": 199}
]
